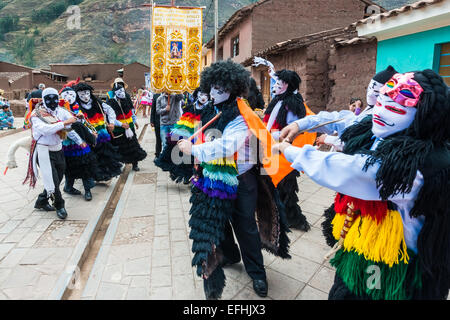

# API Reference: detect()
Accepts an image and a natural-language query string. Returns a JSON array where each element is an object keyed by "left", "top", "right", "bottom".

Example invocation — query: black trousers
[
  {"left": 220, "top": 167, "right": 266, "bottom": 281},
  {"left": 154, "top": 124, "right": 162, "bottom": 157},
  {"left": 35, "top": 150, "right": 66, "bottom": 210},
  {"left": 65, "top": 175, "right": 94, "bottom": 192}
]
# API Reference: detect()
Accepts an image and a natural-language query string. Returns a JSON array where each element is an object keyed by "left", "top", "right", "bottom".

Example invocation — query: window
[
  {"left": 231, "top": 35, "right": 240, "bottom": 58},
  {"left": 438, "top": 42, "right": 450, "bottom": 86}
]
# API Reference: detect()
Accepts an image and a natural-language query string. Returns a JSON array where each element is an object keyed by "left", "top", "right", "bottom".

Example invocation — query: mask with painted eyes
[
  {"left": 77, "top": 90, "right": 91, "bottom": 104},
  {"left": 371, "top": 94, "right": 417, "bottom": 138},
  {"left": 61, "top": 90, "right": 76, "bottom": 105},
  {"left": 272, "top": 79, "right": 288, "bottom": 96},
  {"left": 210, "top": 86, "right": 230, "bottom": 105},
  {"left": 42, "top": 88, "right": 60, "bottom": 111},
  {"left": 197, "top": 92, "right": 209, "bottom": 105},
  {"left": 366, "top": 79, "right": 383, "bottom": 108},
  {"left": 380, "top": 73, "right": 423, "bottom": 107},
  {"left": 115, "top": 87, "right": 126, "bottom": 100}
]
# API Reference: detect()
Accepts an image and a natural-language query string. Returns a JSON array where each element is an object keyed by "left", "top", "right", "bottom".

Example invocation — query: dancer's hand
[
  {"left": 315, "top": 134, "right": 327, "bottom": 146},
  {"left": 272, "top": 141, "right": 291, "bottom": 155},
  {"left": 76, "top": 113, "right": 85, "bottom": 119},
  {"left": 64, "top": 117, "right": 77, "bottom": 125},
  {"left": 135, "top": 122, "right": 139, "bottom": 130},
  {"left": 178, "top": 139, "right": 193, "bottom": 155},
  {"left": 107, "top": 123, "right": 115, "bottom": 131},
  {"left": 279, "top": 122, "right": 300, "bottom": 143},
  {"left": 122, "top": 123, "right": 130, "bottom": 130}
]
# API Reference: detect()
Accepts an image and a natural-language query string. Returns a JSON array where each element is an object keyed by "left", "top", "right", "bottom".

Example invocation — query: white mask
[
  {"left": 371, "top": 94, "right": 417, "bottom": 139},
  {"left": 78, "top": 90, "right": 91, "bottom": 104},
  {"left": 197, "top": 92, "right": 209, "bottom": 105},
  {"left": 115, "top": 88, "right": 126, "bottom": 99},
  {"left": 61, "top": 90, "right": 76, "bottom": 105},
  {"left": 272, "top": 79, "right": 288, "bottom": 96},
  {"left": 210, "top": 86, "right": 230, "bottom": 105},
  {"left": 367, "top": 79, "right": 383, "bottom": 108}
]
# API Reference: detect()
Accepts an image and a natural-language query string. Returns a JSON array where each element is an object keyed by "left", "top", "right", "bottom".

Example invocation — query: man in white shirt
[{"left": 29, "top": 88, "right": 78, "bottom": 219}]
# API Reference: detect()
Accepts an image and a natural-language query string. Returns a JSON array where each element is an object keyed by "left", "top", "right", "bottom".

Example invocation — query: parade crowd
[{"left": 5, "top": 58, "right": 450, "bottom": 301}]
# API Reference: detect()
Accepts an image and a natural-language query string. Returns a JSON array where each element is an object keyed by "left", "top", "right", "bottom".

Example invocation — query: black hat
[
  {"left": 373, "top": 65, "right": 397, "bottom": 84},
  {"left": 275, "top": 69, "right": 302, "bottom": 92}
]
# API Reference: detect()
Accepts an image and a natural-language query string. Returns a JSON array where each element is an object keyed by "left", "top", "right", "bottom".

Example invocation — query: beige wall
[{"left": 211, "top": 16, "right": 252, "bottom": 64}]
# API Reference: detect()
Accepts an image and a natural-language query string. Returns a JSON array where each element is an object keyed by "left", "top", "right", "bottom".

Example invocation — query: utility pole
[{"left": 214, "top": 0, "right": 218, "bottom": 62}]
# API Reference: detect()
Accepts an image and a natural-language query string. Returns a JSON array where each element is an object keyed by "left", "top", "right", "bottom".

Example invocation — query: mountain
[{"left": 0, "top": 0, "right": 418, "bottom": 69}]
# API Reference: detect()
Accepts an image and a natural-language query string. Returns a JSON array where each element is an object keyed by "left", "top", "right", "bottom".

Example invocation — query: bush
[
  {"left": 13, "top": 35, "right": 35, "bottom": 67},
  {"left": 0, "top": 15, "right": 20, "bottom": 34}
]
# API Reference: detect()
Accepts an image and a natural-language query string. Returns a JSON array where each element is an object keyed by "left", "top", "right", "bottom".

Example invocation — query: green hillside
[{"left": 0, "top": 0, "right": 418, "bottom": 68}]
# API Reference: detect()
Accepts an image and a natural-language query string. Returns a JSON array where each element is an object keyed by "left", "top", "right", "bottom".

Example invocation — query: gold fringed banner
[{"left": 151, "top": 6, "right": 203, "bottom": 94}]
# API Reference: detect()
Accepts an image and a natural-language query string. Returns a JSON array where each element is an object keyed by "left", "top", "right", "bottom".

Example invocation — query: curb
[{"left": 49, "top": 122, "right": 148, "bottom": 300}]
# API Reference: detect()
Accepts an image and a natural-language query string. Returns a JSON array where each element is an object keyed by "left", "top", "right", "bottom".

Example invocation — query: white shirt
[
  {"left": 31, "top": 106, "right": 82, "bottom": 150},
  {"left": 284, "top": 116, "right": 425, "bottom": 253}
]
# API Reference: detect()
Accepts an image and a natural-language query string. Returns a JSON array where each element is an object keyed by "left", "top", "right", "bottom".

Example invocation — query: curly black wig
[{"left": 199, "top": 59, "right": 250, "bottom": 98}]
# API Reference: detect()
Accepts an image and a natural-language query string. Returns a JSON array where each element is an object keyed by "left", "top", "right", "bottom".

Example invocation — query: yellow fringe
[
  {"left": 177, "top": 120, "right": 196, "bottom": 129},
  {"left": 208, "top": 157, "right": 237, "bottom": 168},
  {"left": 118, "top": 118, "right": 133, "bottom": 124},
  {"left": 332, "top": 210, "right": 409, "bottom": 267}
]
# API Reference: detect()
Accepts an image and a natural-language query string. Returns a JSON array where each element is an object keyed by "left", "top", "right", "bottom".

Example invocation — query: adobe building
[
  {"left": 205, "top": 0, "right": 382, "bottom": 64},
  {"left": 241, "top": 27, "right": 378, "bottom": 113}
]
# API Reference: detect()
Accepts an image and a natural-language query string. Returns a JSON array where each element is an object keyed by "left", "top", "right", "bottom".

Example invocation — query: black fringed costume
[
  {"left": 154, "top": 94, "right": 215, "bottom": 184},
  {"left": 182, "top": 60, "right": 291, "bottom": 300},
  {"left": 263, "top": 69, "right": 310, "bottom": 231},
  {"left": 74, "top": 83, "right": 122, "bottom": 182},
  {"left": 318, "top": 70, "right": 450, "bottom": 300},
  {"left": 106, "top": 95, "right": 147, "bottom": 164}
]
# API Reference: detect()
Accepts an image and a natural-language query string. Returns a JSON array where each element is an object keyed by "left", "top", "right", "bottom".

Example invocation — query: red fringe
[
  {"left": 334, "top": 193, "right": 388, "bottom": 224},
  {"left": 262, "top": 114, "right": 281, "bottom": 130},
  {"left": 23, "top": 139, "right": 37, "bottom": 188}
]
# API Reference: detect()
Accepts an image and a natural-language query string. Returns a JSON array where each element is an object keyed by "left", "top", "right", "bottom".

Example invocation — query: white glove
[
  {"left": 253, "top": 57, "right": 276, "bottom": 79},
  {"left": 125, "top": 128, "right": 134, "bottom": 139}
]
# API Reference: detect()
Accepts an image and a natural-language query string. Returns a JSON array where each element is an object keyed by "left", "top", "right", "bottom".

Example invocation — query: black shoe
[
  {"left": 56, "top": 208, "right": 68, "bottom": 220},
  {"left": 34, "top": 203, "right": 56, "bottom": 211},
  {"left": 253, "top": 279, "right": 268, "bottom": 297},
  {"left": 132, "top": 164, "right": 140, "bottom": 171},
  {"left": 84, "top": 190, "right": 92, "bottom": 201},
  {"left": 63, "top": 187, "right": 82, "bottom": 195}
]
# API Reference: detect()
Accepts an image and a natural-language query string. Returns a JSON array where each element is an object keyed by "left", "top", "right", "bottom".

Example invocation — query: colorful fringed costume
[
  {"left": 188, "top": 98, "right": 291, "bottom": 300},
  {"left": 74, "top": 83, "right": 122, "bottom": 182},
  {"left": 154, "top": 99, "right": 215, "bottom": 184},
  {"left": 106, "top": 96, "right": 147, "bottom": 165},
  {"left": 284, "top": 69, "right": 450, "bottom": 300},
  {"left": 59, "top": 98, "right": 98, "bottom": 184}
]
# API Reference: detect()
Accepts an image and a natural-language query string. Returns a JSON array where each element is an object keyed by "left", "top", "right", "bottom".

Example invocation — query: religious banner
[{"left": 151, "top": 5, "right": 203, "bottom": 94}]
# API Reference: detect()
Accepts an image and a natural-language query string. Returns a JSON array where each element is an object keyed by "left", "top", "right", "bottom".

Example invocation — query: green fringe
[
  {"left": 330, "top": 249, "right": 422, "bottom": 300},
  {"left": 173, "top": 124, "right": 195, "bottom": 134},
  {"left": 201, "top": 163, "right": 238, "bottom": 175}
]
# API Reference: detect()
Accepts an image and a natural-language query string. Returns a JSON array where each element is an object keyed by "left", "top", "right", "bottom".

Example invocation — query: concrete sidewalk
[
  {"left": 80, "top": 123, "right": 338, "bottom": 300},
  {"left": 0, "top": 118, "right": 147, "bottom": 300}
]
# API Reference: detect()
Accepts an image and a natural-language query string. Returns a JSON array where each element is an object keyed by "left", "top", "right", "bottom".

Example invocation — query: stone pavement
[
  {"left": 0, "top": 117, "right": 144, "bottom": 300},
  {"left": 80, "top": 120, "right": 338, "bottom": 300}
]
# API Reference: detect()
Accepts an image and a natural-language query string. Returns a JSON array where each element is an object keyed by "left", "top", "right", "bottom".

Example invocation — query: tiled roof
[
  {"left": 349, "top": 0, "right": 444, "bottom": 28},
  {"left": 0, "top": 72, "right": 29, "bottom": 82},
  {"left": 241, "top": 27, "right": 356, "bottom": 66}
]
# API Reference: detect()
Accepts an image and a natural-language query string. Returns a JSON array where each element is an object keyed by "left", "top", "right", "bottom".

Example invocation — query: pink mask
[{"left": 380, "top": 73, "right": 423, "bottom": 107}]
